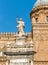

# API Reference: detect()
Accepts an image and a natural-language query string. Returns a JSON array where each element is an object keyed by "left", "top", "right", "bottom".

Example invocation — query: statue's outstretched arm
[{"left": 16, "top": 18, "right": 19, "bottom": 24}]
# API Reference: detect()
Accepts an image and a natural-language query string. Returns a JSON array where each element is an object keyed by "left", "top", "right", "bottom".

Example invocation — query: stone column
[
  {"left": 31, "top": 60, "right": 33, "bottom": 65},
  {"left": 31, "top": 56, "right": 34, "bottom": 65},
  {"left": 6, "top": 60, "right": 9, "bottom": 65}
]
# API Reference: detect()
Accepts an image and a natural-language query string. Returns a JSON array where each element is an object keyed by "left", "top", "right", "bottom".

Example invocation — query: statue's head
[{"left": 20, "top": 18, "right": 23, "bottom": 21}]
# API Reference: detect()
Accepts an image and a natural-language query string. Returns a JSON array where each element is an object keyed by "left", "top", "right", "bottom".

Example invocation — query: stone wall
[
  {"left": 34, "top": 61, "right": 48, "bottom": 65},
  {"left": 0, "top": 62, "right": 6, "bottom": 65},
  {"left": 33, "top": 24, "right": 48, "bottom": 61}
]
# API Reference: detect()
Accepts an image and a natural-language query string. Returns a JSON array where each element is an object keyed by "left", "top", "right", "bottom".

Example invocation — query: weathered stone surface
[{"left": 30, "top": 1, "right": 48, "bottom": 65}]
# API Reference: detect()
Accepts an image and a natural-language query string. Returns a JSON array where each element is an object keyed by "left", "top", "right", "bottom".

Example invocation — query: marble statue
[{"left": 16, "top": 18, "right": 25, "bottom": 36}]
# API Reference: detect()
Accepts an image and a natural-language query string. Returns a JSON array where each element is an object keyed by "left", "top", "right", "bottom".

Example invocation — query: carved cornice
[{"left": 30, "top": 5, "right": 48, "bottom": 18}]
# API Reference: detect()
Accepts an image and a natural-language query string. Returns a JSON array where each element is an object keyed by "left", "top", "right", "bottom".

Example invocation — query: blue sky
[{"left": 0, "top": 0, "right": 36, "bottom": 32}]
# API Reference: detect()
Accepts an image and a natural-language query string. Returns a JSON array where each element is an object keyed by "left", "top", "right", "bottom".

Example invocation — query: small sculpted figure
[{"left": 16, "top": 18, "right": 25, "bottom": 36}]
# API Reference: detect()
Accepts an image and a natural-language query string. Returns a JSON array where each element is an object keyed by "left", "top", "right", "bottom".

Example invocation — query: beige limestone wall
[
  {"left": 34, "top": 61, "right": 48, "bottom": 65},
  {"left": 0, "top": 62, "right": 6, "bottom": 65},
  {"left": 32, "top": 24, "right": 48, "bottom": 61}
]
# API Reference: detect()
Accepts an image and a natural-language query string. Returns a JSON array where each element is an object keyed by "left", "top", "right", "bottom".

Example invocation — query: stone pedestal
[{"left": 7, "top": 56, "right": 32, "bottom": 65}]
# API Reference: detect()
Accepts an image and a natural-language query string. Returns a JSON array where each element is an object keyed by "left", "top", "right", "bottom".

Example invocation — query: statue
[{"left": 16, "top": 18, "right": 25, "bottom": 36}]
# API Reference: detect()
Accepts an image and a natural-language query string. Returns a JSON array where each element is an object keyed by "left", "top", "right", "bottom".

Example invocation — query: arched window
[
  {"left": 46, "top": 16, "right": 48, "bottom": 22},
  {"left": 36, "top": 18, "right": 38, "bottom": 22}
]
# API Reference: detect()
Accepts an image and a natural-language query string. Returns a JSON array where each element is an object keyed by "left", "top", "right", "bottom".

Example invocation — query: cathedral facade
[{"left": 0, "top": 0, "right": 48, "bottom": 65}]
